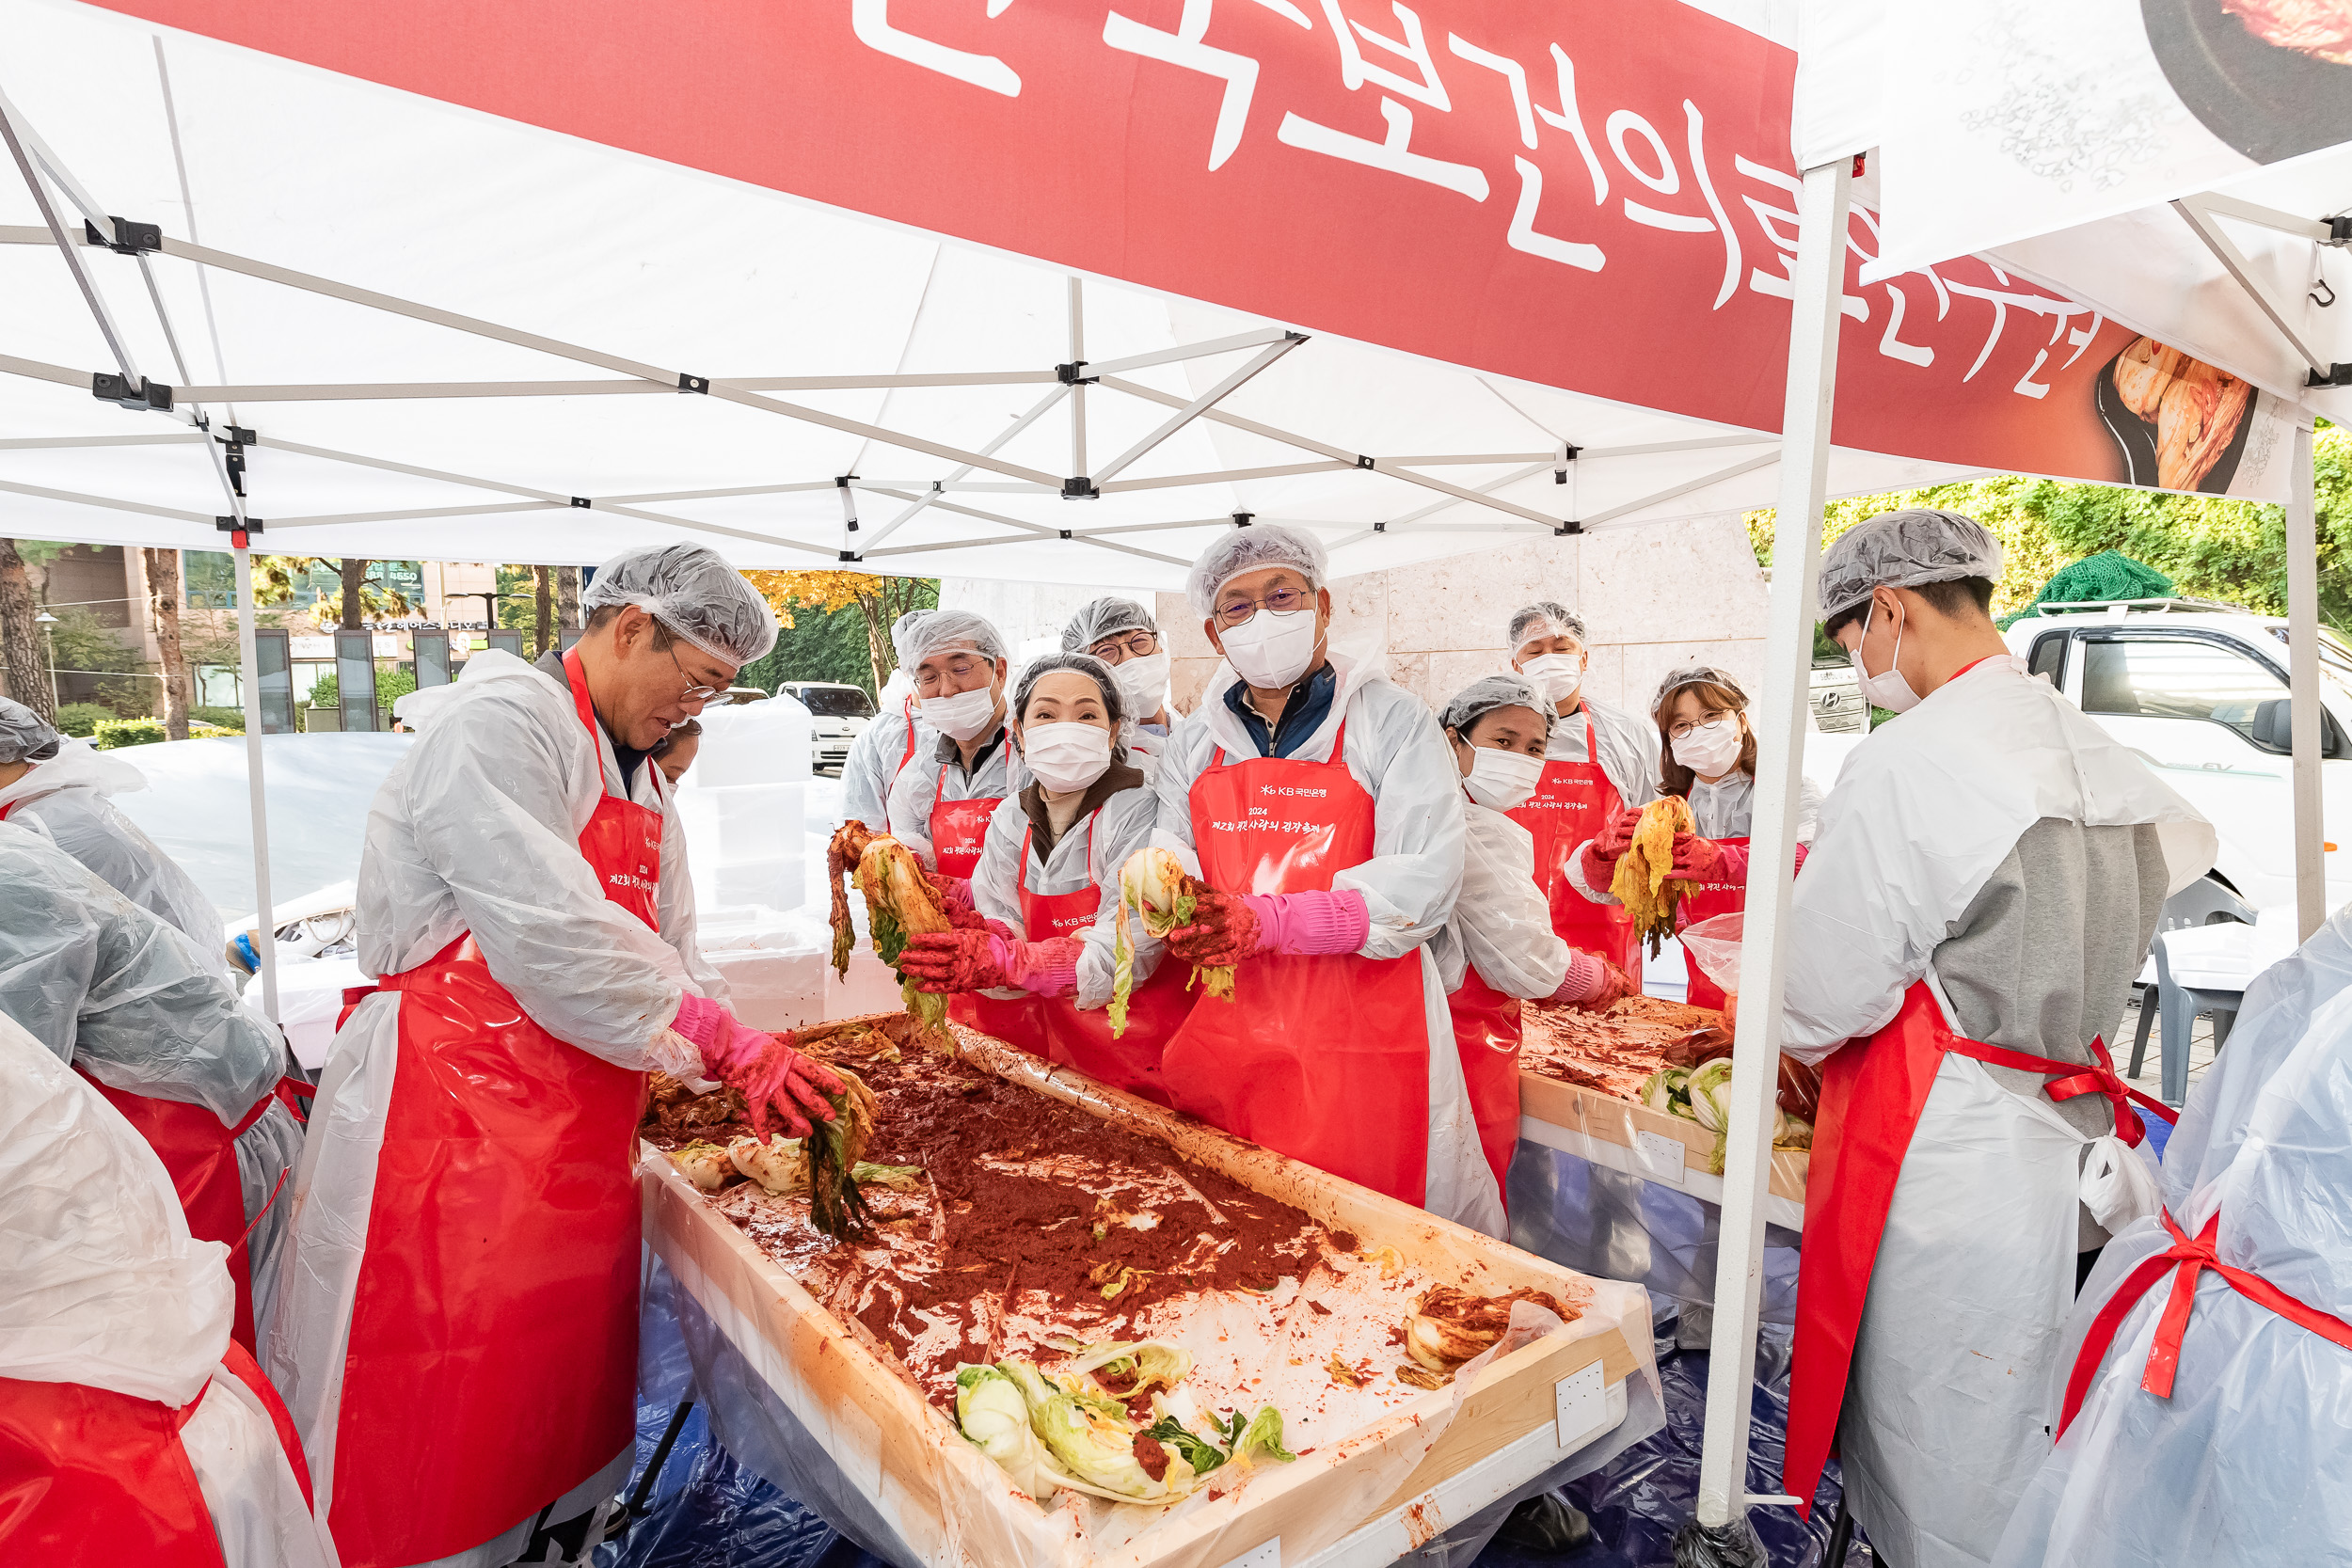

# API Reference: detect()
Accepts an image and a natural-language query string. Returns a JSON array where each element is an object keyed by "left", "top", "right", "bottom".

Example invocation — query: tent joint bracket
[
  {"left": 677, "top": 372, "right": 709, "bottom": 393},
  {"left": 83, "top": 215, "right": 161, "bottom": 254},
  {"left": 215, "top": 514, "right": 262, "bottom": 546},
  {"left": 2307, "top": 364, "right": 2352, "bottom": 388},
  {"left": 1062, "top": 476, "right": 1098, "bottom": 499},
  {"left": 570, "top": 496, "right": 593, "bottom": 508},
  {"left": 1556, "top": 520, "right": 1583, "bottom": 535},
  {"left": 93, "top": 370, "right": 172, "bottom": 410},
  {"left": 1554, "top": 443, "right": 1581, "bottom": 483},
  {"left": 1057, "top": 361, "right": 1097, "bottom": 385}
]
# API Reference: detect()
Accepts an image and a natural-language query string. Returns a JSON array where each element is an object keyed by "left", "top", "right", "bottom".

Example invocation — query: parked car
[
  {"left": 1810, "top": 657, "right": 1866, "bottom": 733},
  {"left": 2002, "top": 597, "right": 2352, "bottom": 916},
  {"left": 772, "top": 681, "right": 876, "bottom": 773}
]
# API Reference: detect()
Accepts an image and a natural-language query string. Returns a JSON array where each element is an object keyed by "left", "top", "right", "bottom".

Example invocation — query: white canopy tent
[{"left": 1693, "top": 1, "right": 2350, "bottom": 1554}]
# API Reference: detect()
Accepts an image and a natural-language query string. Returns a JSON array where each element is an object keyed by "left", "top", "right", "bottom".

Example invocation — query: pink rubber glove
[
  {"left": 900, "top": 930, "right": 1081, "bottom": 997},
  {"left": 926, "top": 872, "right": 988, "bottom": 930},
  {"left": 1549, "top": 948, "right": 1605, "bottom": 1004},
  {"left": 1552, "top": 956, "right": 1635, "bottom": 1013},
  {"left": 672, "top": 994, "right": 841, "bottom": 1141},
  {"left": 1238, "top": 889, "right": 1370, "bottom": 958}
]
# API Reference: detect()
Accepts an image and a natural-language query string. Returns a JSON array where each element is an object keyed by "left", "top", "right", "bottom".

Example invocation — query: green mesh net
[{"left": 1996, "top": 551, "right": 2176, "bottom": 629}]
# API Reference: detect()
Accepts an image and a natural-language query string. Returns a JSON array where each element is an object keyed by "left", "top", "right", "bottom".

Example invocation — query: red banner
[{"left": 88, "top": 0, "right": 2289, "bottom": 497}]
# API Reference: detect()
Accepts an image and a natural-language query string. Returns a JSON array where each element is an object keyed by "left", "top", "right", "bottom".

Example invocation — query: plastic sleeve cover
[
  {"left": 1565, "top": 838, "right": 1622, "bottom": 907},
  {"left": 354, "top": 668, "right": 693, "bottom": 1070},
  {"left": 838, "top": 708, "right": 907, "bottom": 833},
  {"left": 1454, "top": 803, "right": 1573, "bottom": 999},
  {"left": 969, "top": 789, "right": 1165, "bottom": 1010},
  {"left": 14, "top": 785, "right": 226, "bottom": 974},
  {"left": 0, "top": 828, "right": 280, "bottom": 1122}
]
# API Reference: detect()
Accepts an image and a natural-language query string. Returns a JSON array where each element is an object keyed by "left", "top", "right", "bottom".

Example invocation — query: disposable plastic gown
[
  {"left": 883, "top": 723, "right": 1027, "bottom": 865},
  {"left": 841, "top": 697, "right": 925, "bottom": 834},
  {"left": 1993, "top": 906, "right": 2352, "bottom": 1568},
  {"left": 0, "top": 1013, "right": 333, "bottom": 1568},
  {"left": 0, "top": 740, "right": 225, "bottom": 968},
  {"left": 1152, "top": 646, "right": 1489, "bottom": 1230},
  {"left": 968, "top": 785, "right": 1164, "bottom": 1007},
  {"left": 1433, "top": 799, "right": 1570, "bottom": 998},
  {"left": 267, "top": 656, "right": 718, "bottom": 1522}
]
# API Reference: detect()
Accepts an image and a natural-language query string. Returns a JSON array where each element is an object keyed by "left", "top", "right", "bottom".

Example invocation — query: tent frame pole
[
  {"left": 2286, "top": 420, "right": 2325, "bottom": 938},
  {"left": 1693, "top": 154, "right": 1851, "bottom": 1535},
  {"left": 234, "top": 545, "right": 279, "bottom": 1022}
]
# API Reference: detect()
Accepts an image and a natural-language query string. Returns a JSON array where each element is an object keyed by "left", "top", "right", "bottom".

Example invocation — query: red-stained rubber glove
[
  {"left": 926, "top": 872, "right": 989, "bottom": 930},
  {"left": 1551, "top": 952, "right": 1635, "bottom": 1012},
  {"left": 1166, "top": 887, "right": 1369, "bottom": 965},
  {"left": 1575, "top": 805, "right": 1647, "bottom": 890},
  {"left": 673, "top": 994, "right": 841, "bottom": 1141},
  {"left": 899, "top": 929, "right": 1082, "bottom": 997},
  {"left": 1669, "top": 833, "right": 1736, "bottom": 883}
]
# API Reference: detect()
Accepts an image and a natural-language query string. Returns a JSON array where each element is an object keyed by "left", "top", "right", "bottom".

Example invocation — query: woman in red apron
[
  {"left": 1432, "top": 675, "right": 1640, "bottom": 1219},
  {"left": 1502, "top": 601, "right": 1661, "bottom": 982},
  {"left": 1641, "top": 667, "right": 1822, "bottom": 1009},
  {"left": 901, "top": 655, "right": 1189, "bottom": 1096},
  {"left": 1154, "top": 528, "right": 1495, "bottom": 1231},
  {"left": 0, "top": 1015, "right": 335, "bottom": 1568},
  {"left": 0, "top": 822, "right": 301, "bottom": 1358},
  {"left": 265, "top": 553, "right": 835, "bottom": 1568}
]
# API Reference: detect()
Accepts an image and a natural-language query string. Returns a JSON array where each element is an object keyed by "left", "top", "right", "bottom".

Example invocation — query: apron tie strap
[
  {"left": 2058, "top": 1209, "right": 2352, "bottom": 1439},
  {"left": 1941, "top": 1033, "right": 2175, "bottom": 1148}
]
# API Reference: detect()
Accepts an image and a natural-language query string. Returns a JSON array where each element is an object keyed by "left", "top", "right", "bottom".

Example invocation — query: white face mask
[
  {"left": 1848, "top": 600, "right": 1923, "bottom": 715},
  {"left": 1519, "top": 652, "right": 1584, "bottom": 705},
  {"left": 1460, "top": 744, "right": 1546, "bottom": 812},
  {"left": 921, "top": 683, "right": 1000, "bottom": 741},
  {"left": 1219, "top": 610, "right": 1320, "bottom": 689},
  {"left": 1671, "top": 718, "right": 1745, "bottom": 779},
  {"left": 1020, "top": 721, "right": 1114, "bottom": 794},
  {"left": 1109, "top": 651, "right": 1169, "bottom": 717}
]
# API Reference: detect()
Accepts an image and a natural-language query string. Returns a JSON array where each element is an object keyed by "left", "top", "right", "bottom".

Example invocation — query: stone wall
[{"left": 1156, "top": 514, "right": 1770, "bottom": 721}]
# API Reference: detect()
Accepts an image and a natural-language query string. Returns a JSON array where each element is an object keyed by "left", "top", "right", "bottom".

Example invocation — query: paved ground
[{"left": 2115, "top": 991, "right": 2226, "bottom": 1106}]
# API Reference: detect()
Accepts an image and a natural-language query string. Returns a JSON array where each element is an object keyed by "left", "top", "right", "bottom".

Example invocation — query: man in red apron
[
  {"left": 0, "top": 1011, "right": 335, "bottom": 1568},
  {"left": 840, "top": 608, "right": 935, "bottom": 831},
  {"left": 1148, "top": 525, "right": 1492, "bottom": 1234},
  {"left": 0, "top": 823, "right": 302, "bottom": 1359},
  {"left": 1503, "top": 602, "right": 1659, "bottom": 981},
  {"left": 900, "top": 653, "right": 1188, "bottom": 1097},
  {"left": 1770, "top": 511, "right": 2216, "bottom": 1568},
  {"left": 265, "top": 544, "right": 842, "bottom": 1568}
]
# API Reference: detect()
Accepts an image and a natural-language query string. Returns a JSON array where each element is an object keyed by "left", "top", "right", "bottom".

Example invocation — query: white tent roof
[{"left": 0, "top": 0, "right": 1971, "bottom": 591}]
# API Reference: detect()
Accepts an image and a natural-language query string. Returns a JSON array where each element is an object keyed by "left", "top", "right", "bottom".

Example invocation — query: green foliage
[
  {"left": 307, "top": 671, "right": 337, "bottom": 708},
  {"left": 739, "top": 580, "right": 941, "bottom": 698},
  {"left": 53, "top": 702, "right": 113, "bottom": 737},
  {"left": 306, "top": 663, "right": 413, "bottom": 718},
  {"left": 93, "top": 717, "right": 166, "bottom": 749},
  {"left": 1748, "top": 427, "right": 2352, "bottom": 631},
  {"left": 496, "top": 564, "right": 536, "bottom": 631},
  {"left": 191, "top": 705, "right": 246, "bottom": 733},
  {"left": 43, "top": 606, "right": 151, "bottom": 717}
]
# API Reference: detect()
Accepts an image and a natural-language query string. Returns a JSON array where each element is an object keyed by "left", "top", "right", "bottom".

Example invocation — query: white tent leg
[
  {"left": 2286, "top": 420, "right": 2325, "bottom": 939},
  {"left": 1691, "top": 155, "right": 1851, "bottom": 1542},
  {"left": 235, "top": 545, "right": 279, "bottom": 1022}
]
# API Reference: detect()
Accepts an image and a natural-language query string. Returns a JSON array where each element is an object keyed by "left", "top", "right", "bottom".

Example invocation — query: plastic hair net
[
  {"left": 1184, "top": 523, "right": 1327, "bottom": 619},
  {"left": 1817, "top": 508, "right": 2002, "bottom": 622},
  {"left": 901, "top": 608, "right": 1009, "bottom": 668},
  {"left": 1011, "top": 651, "right": 1126, "bottom": 732},
  {"left": 0, "top": 697, "right": 61, "bottom": 765},
  {"left": 1060, "top": 595, "right": 1158, "bottom": 653},
  {"left": 580, "top": 543, "right": 778, "bottom": 666},
  {"left": 889, "top": 609, "right": 934, "bottom": 666},
  {"left": 1506, "top": 600, "right": 1586, "bottom": 650},
  {"left": 1649, "top": 665, "right": 1747, "bottom": 715},
  {"left": 1438, "top": 673, "right": 1556, "bottom": 738}
]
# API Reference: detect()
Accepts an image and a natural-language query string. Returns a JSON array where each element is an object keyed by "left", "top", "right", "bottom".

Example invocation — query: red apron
[
  {"left": 932, "top": 784, "right": 1032, "bottom": 1048},
  {"left": 1509, "top": 713, "right": 1643, "bottom": 981},
  {"left": 74, "top": 1078, "right": 279, "bottom": 1355},
  {"left": 326, "top": 649, "right": 657, "bottom": 1567},
  {"left": 1022, "top": 821, "right": 1189, "bottom": 1106},
  {"left": 1159, "top": 719, "right": 1435, "bottom": 1205},
  {"left": 1444, "top": 965, "right": 1521, "bottom": 1208},
  {"left": 1783, "top": 982, "right": 2176, "bottom": 1513},
  {"left": 1675, "top": 834, "right": 1748, "bottom": 1011},
  {"left": 0, "top": 1340, "right": 312, "bottom": 1568},
  {"left": 889, "top": 695, "right": 918, "bottom": 792}
]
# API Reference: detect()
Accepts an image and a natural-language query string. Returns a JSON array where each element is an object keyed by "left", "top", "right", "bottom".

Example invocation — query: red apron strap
[
  {"left": 2058, "top": 1209, "right": 2352, "bottom": 1439},
  {"left": 1941, "top": 1032, "right": 2177, "bottom": 1147}
]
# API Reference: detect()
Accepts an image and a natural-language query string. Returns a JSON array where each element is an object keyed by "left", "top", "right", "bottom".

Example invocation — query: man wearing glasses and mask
[
  {"left": 270, "top": 545, "right": 842, "bottom": 1568},
  {"left": 1148, "top": 526, "right": 1493, "bottom": 1236},
  {"left": 1062, "top": 595, "right": 1175, "bottom": 768}
]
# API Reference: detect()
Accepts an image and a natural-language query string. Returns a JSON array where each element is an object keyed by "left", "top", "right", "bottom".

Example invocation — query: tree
[
  {"left": 251, "top": 556, "right": 414, "bottom": 626},
  {"left": 532, "top": 564, "right": 554, "bottom": 655},
  {"left": 0, "top": 539, "right": 47, "bottom": 722},
  {"left": 557, "top": 564, "right": 581, "bottom": 634},
  {"left": 742, "top": 571, "right": 939, "bottom": 692},
  {"left": 142, "top": 548, "right": 191, "bottom": 740}
]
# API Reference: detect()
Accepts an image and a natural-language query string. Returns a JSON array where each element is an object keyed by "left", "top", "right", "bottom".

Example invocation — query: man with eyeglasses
[
  {"left": 841, "top": 609, "right": 936, "bottom": 832},
  {"left": 271, "top": 544, "right": 844, "bottom": 1568},
  {"left": 1062, "top": 596, "right": 1175, "bottom": 766},
  {"left": 1506, "top": 601, "right": 1661, "bottom": 985},
  {"left": 1149, "top": 525, "right": 1493, "bottom": 1236}
]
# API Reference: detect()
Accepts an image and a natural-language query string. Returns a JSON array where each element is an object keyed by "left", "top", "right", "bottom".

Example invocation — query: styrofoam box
[{"left": 713, "top": 857, "right": 807, "bottom": 911}]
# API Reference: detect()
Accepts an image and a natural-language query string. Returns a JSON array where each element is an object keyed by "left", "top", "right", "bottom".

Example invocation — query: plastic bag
[{"left": 1677, "top": 912, "right": 1743, "bottom": 996}]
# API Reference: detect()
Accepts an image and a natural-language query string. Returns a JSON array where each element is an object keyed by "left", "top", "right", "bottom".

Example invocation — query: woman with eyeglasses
[
  {"left": 1061, "top": 596, "right": 1175, "bottom": 767},
  {"left": 897, "top": 653, "right": 1190, "bottom": 1098},
  {"left": 1572, "top": 666, "right": 1820, "bottom": 1009},
  {"left": 1149, "top": 526, "right": 1493, "bottom": 1236}
]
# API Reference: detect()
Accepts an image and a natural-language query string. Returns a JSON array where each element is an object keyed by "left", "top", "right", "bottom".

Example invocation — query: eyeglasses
[
  {"left": 914, "top": 656, "right": 991, "bottom": 693},
  {"left": 667, "top": 641, "right": 725, "bottom": 704},
  {"left": 1089, "top": 630, "right": 1160, "bottom": 662},
  {"left": 1215, "top": 585, "right": 1312, "bottom": 628},
  {"left": 1667, "top": 711, "right": 1736, "bottom": 741}
]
